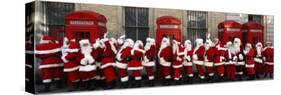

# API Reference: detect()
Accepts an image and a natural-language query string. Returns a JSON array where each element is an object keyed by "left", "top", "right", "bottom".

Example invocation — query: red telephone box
[
  {"left": 156, "top": 16, "right": 181, "bottom": 48},
  {"left": 242, "top": 21, "right": 264, "bottom": 45},
  {"left": 218, "top": 20, "right": 242, "bottom": 44},
  {"left": 65, "top": 10, "right": 107, "bottom": 43}
]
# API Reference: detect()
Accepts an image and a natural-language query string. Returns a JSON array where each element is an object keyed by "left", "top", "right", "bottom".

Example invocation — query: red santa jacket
[
  {"left": 116, "top": 46, "right": 132, "bottom": 69},
  {"left": 100, "top": 40, "right": 117, "bottom": 69},
  {"left": 205, "top": 47, "right": 215, "bottom": 67},
  {"left": 214, "top": 45, "right": 226, "bottom": 66},
  {"left": 158, "top": 46, "right": 173, "bottom": 67},
  {"left": 143, "top": 45, "right": 156, "bottom": 67},
  {"left": 62, "top": 41, "right": 80, "bottom": 72},
  {"left": 193, "top": 45, "right": 205, "bottom": 65},
  {"left": 183, "top": 49, "right": 193, "bottom": 66},
  {"left": 224, "top": 49, "right": 237, "bottom": 65},
  {"left": 254, "top": 47, "right": 263, "bottom": 64},
  {"left": 245, "top": 49, "right": 255, "bottom": 68},
  {"left": 172, "top": 44, "right": 185, "bottom": 68},
  {"left": 36, "top": 42, "right": 62, "bottom": 69},
  {"left": 263, "top": 47, "right": 274, "bottom": 65},
  {"left": 128, "top": 46, "right": 144, "bottom": 70}
]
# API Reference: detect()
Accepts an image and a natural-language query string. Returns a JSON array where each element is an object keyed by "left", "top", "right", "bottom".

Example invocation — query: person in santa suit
[
  {"left": 100, "top": 37, "right": 117, "bottom": 89},
  {"left": 158, "top": 37, "right": 173, "bottom": 85},
  {"left": 224, "top": 41, "right": 237, "bottom": 81},
  {"left": 143, "top": 38, "right": 156, "bottom": 86},
  {"left": 171, "top": 39, "right": 184, "bottom": 84},
  {"left": 128, "top": 40, "right": 145, "bottom": 87},
  {"left": 183, "top": 40, "right": 194, "bottom": 83},
  {"left": 213, "top": 38, "right": 226, "bottom": 81},
  {"left": 263, "top": 41, "right": 274, "bottom": 78},
  {"left": 204, "top": 39, "right": 216, "bottom": 82},
  {"left": 253, "top": 42, "right": 264, "bottom": 79},
  {"left": 117, "top": 35, "right": 126, "bottom": 50},
  {"left": 244, "top": 43, "right": 255, "bottom": 80},
  {"left": 77, "top": 39, "right": 97, "bottom": 90},
  {"left": 116, "top": 38, "right": 134, "bottom": 88},
  {"left": 61, "top": 38, "right": 80, "bottom": 91},
  {"left": 35, "top": 36, "right": 63, "bottom": 91},
  {"left": 193, "top": 38, "right": 206, "bottom": 81},
  {"left": 233, "top": 38, "right": 245, "bottom": 81}
]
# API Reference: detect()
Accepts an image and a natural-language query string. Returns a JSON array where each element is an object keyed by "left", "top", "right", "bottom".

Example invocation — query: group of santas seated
[{"left": 35, "top": 34, "right": 274, "bottom": 92}]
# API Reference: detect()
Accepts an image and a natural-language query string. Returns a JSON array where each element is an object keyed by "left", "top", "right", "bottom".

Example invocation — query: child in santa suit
[
  {"left": 77, "top": 39, "right": 97, "bottom": 90},
  {"left": 61, "top": 39, "right": 80, "bottom": 91},
  {"left": 193, "top": 38, "right": 206, "bottom": 80},
  {"left": 244, "top": 43, "right": 255, "bottom": 80},
  {"left": 233, "top": 38, "right": 245, "bottom": 80},
  {"left": 100, "top": 37, "right": 117, "bottom": 89},
  {"left": 158, "top": 37, "right": 173, "bottom": 85},
  {"left": 128, "top": 40, "right": 145, "bottom": 87},
  {"left": 116, "top": 39, "right": 134, "bottom": 88},
  {"left": 171, "top": 39, "right": 184, "bottom": 84},
  {"left": 213, "top": 38, "right": 226, "bottom": 81},
  {"left": 224, "top": 41, "right": 237, "bottom": 81},
  {"left": 204, "top": 39, "right": 215, "bottom": 81},
  {"left": 183, "top": 40, "right": 194, "bottom": 83},
  {"left": 254, "top": 42, "right": 264, "bottom": 79},
  {"left": 263, "top": 41, "right": 274, "bottom": 78},
  {"left": 35, "top": 36, "right": 63, "bottom": 91},
  {"left": 143, "top": 38, "right": 156, "bottom": 86}
]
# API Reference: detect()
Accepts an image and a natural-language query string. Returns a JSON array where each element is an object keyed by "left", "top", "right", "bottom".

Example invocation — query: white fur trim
[
  {"left": 39, "top": 63, "right": 63, "bottom": 69},
  {"left": 100, "top": 63, "right": 115, "bottom": 69},
  {"left": 148, "top": 76, "right": 154, "bottom": 80},
  {"left": 165, "top": 75, "right": 171, "bottom": 79},
  {"left": 214, "top": 62, "right": 224, "bottom": 66},
  {"left": 209, "top": 73, "right": 214, "bottom": 76},
  {"left": 237, "top": 62, "right": 245, "bottom": 65},
  {"left": 79, "top": 65, "right": 97, "bottom": 72},
  {"left": 135, "top": 76, "right": 142, "bottom": 80},
  {"left": 25, "top": 64, "right": 33, "bottom": 68},
  {"left": 121, "top": 76, "right": 129, "bottom": 82},
  {"left": 188, "top": 74, "right": 194, "bottom": 77},
  {"left": 237, "top": 72, "right": 243, "bottom": 75},
  {"left": 254, "top": 58, "right": 263, "bottom": 63},
  {"left": 25, "top": 50, "right": 34, "bottom": 54},
  {"left": 116, "top": 53, "right": 122, "bottom": 61},
  {"left": 205, "top": 62, "right": 214, "bottom": 67},
  {"left": 217, "top": 47, "right": 227, "bottom": 51},
  {"left": 43, "top": 79, "right": 52, "bottom": 83},
  {"left": 128, "top": 66, "right": 143, "bottom": 70},
  {"left": 66, "top": 48, "right": 79, "bottom": 53},
  {"left": 245, "top": 64, "right": 255, "bottom": 68},
  {"left": 173, "top": 64, "right": 183, "bottom": 68},
  {"left": 225, "top": 61, "right": 236, "bottom": 65},
  {"left": 159, "top": 57, "right": 171, "bottom": 67},
  {"left": 143, "top": 61, "right": 155, "bottom": 67},
  {"left": 183, "top": 61, "right": 193, "bottom": 66},
  {"left": 35, "top": 48, "right": 61, "bottom": 54},
  {"left": 116, "top": 62, "right": 127, "bottom": 69},
  {"left": 174, "top": 78, "right": 180, "bottom": 80},
  {"left": 61, "top": 56, "right": 68, "bottom": 63},
  {"left": 64, "top": 66, "right": 79, "bottom": 72},
  {"left": 199, "top": 75, "right": 205, "bottom": 79},
  {"left": 193, "top": 60, "right": 204, "bottom": 65},
  {"left": 265, "top": 62, "right": 274, "bottom": 65}
]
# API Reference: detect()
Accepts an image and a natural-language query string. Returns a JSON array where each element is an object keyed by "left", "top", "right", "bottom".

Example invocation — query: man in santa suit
[
  {"left": 61, "top": 39, "right": 80, "bottom": 91},
  {"left": 116, "top": 38, "right": 134, "bottom": 88},
  {"left": 143, "top": 38, "right": 156, "bottom": 86},
  {"left": 100, "top": 37, "right": 117, "bottom": 89},
  {"left": 77, "top": 39, "right": 97, "bottom": 90},
  {"left": 263, "top": 41, "right": 274, "bottom": 78},
  {"left": 213, "top": 38, "right": 226, "bottom": 81},
  {"left": 35, "top": 36, "right": 63, "bottom": 91},
  {"left": 204, "top": 39, "right": 215, "bottom": 82},
  {"left": 171, "top": 39, "right": 184, "bottom": 84},
  {"left": 224, "top": 41, "right": 237, "bottom": 81},
  {"left": 233, "top": 38, "right": 245, "bottom": 80},
  {"left": 128, "top": 40, "right": 145, "bottom": 87},
  {"left": 193, "top": 38, "right": 205, "bottom": 80},
  {"left": 183, "top": 40, "right": 194, "bottom": 83},
  {"left": 244, "top": 43, "right": 255, "bottom": 80},
  {"left": 158, "top": 37, "right": 173, "bottom": 85},
  {"left": 254, "top": 42, "right": 264, "bottom": 79}
]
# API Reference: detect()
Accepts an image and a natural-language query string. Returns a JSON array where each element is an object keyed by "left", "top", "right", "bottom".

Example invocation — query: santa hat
[
  {"left": 161, "top": 37, "right": 170, "bottom": 45},
  {"left": 195, "top": 38, "right": 203, "bottom": 45},
  {"left": 184, "top": 40, "right": 191, "bottom": 47},
  {"left": 39, "top": 36, "right": 53, "bottom": 44},
  {"left": 117, "top": 35, "right": 126, "bottom": 45},
  {"left": 255, "top": 42, "right": 263, "bottom": 48},
  {"left": 146, "top": 38, "right": 155, "bottom": 45},
  {"left": 124, "top": 39, "right": 134, "bottom": 47}
]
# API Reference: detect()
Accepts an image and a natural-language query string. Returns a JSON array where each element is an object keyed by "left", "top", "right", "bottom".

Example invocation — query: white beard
[
  {"left": 81, "top": 46, "right": 92, "bottom": 55},
  {"left": 233, "top": 44, "right": 240, "bottom": 54},
  {"left": 257, "top": 47, "right": 262, "bottom": 56}
]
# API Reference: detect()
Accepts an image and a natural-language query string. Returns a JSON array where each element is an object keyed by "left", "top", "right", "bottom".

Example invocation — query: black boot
[
  {"left": 149, "top": 80, "right": 154, "bottom": 87},
  {"left": 207, "top": 76, "right": 214, "bottom": 82},
  {"left": 216, "top": 76, "right": 223, "bottom": 82},
  {"left": 88, "top": 80, "right": 96, "bottom": 90},
  {"left": 80, "top": 81, "right": 88, "bottom": 90},
  {"left": 175, "top": 80, "right": 181, "bottom": 85},
  {"left": 238, "top": 75, "right": 243, "bottom": 81},
  {"left": 56, "top": 80, "right": 63, "bottom": 89},
  {"left": 42, "top": 83, "right": 51, "bottom": 92},
  {"left": 135, "top": 80, "right": 141, "bottom": 87},
  {"left": 105, "top": 80, "right": 116, "bottom": 89},
  {"left": 270, "top": 73, "right": 273, "bottom": 78},
  {"left": 256, "top": 74, "right": 260, "bottom": 79},
  {"left": 248, "top": 75, "right": 254, "bottom": 80},
  {"left": 264, "top": 73, "right": 268, "bottom": 78}
]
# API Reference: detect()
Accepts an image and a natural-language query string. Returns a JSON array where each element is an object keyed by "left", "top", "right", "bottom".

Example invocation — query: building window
[
  {"left": 248, "top": 15, "right": 263, "bottom": 24},
  {"left": 186, "top": 11, "right": 208, "bottom": 45},
  {"left": 124, "top": 7, "right": 149, "bottom": 43}
]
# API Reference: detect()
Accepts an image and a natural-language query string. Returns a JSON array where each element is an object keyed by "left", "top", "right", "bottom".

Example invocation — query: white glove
[
  {"left": 143, "top": 56, "right": 149, "bottom": 63},
  {"left": 263, "top": 57, "right": 266, "bottom": 61},
  {"left": 193, "top": 54, "right": 198, "bottom": 60},
  {"left": 220, "top": 56, "right": 225, "bottom": 62},
  {"left": 61, "top": 55, "right": 68, "bottom": 63},
  {"left": 177, "top": 56, "right": 182, "bottom": 61},
  {"left": 116, "top": 53, "right": 122, "bottom": 61},
  {"left": 160, "top": 57, "right": 166, "bottom": 63},
  {"left": 185, "top": 56, "right": 191, "bottom": 61},
  {"left": 239, "top": 54, "right": 244, "bottom": 60},
  {"left": 233, "top": 56, "right": 238, "bottom": 62}
]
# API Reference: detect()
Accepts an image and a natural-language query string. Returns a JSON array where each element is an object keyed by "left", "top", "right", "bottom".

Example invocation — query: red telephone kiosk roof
[
  {"left": 218, "top": 20, "right": 242, "bottom": 29},
  {"left": 156, "top": 16, "right": 181, "bottom": 25},
  {"left": 242, "top": 21, "right": 264, "bottom": 30}
]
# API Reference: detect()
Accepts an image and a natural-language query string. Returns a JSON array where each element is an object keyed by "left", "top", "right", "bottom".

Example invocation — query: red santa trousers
[
  {"left": 41, "top": 67, "right": 63, "bottom": 83},
  {"left": 215, "top": 64, "right": 225, "bottom": 76},
  {"left": 255, "top": 62, "right": 265, "bottom": 74},
  {"left": 196, "top": 64, "right": 205, "bottom": 79},
  {"left": 145, "top": 66, "right": 154, "bottom": 80},
  {"left": 79, "top": 70, "right": 97, "bottom": 82},
  {"left": 226, "top": 64, "right": 236, "bottom": 81},
  {"left": 101, "top": 57, "right": 116, "bottom": 83},
  {"left": 65, "top": 70, "right": 79, "bottom": 86}
]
